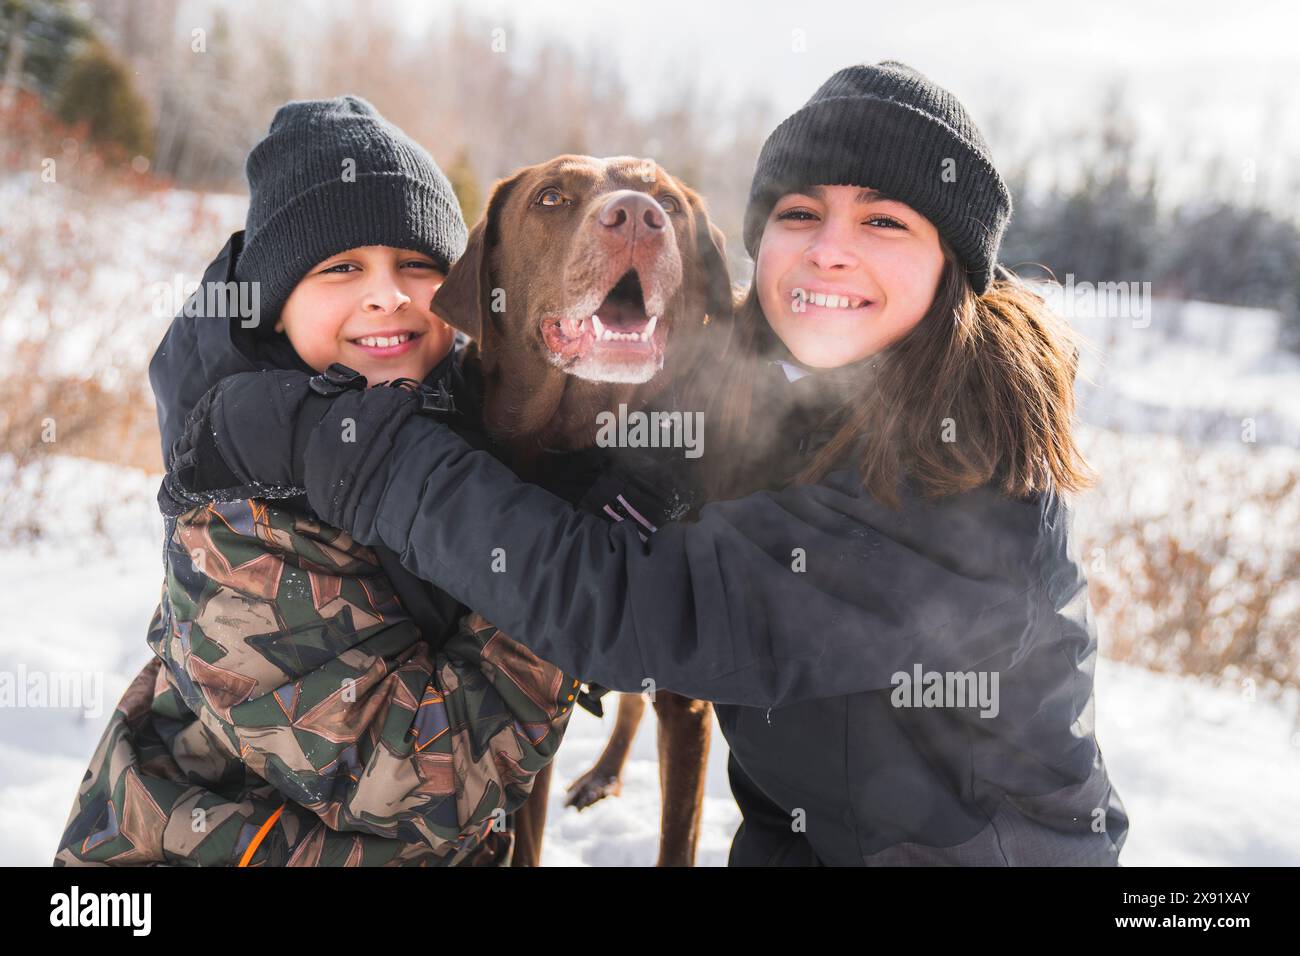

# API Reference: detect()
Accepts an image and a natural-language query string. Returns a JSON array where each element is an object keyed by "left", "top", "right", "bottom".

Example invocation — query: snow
[
  {"left": 1096, "top": 662, "right": 1300, "bottom": 867},
  {"left": 1036, "top": 285, "right": 1300, "bottom": 446},
  {"left": 1, "top": 455, "right": 1297, "bottom": 866}
]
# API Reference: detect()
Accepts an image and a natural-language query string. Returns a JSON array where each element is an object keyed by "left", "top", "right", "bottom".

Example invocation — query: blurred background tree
[
  {"left": 0, "top": 0, "right": 91, "bottom": 105},
  {"left": 54, "top": 38, "right": 151, "bottom": 157},
  {"left": 446, "top": 146, "right": 483, "bottom": 227}
]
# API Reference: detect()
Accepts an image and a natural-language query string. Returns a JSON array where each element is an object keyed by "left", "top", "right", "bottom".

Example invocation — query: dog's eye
[
  {"left": 657, "top": 195, "right": 680, "bottom": 214},
  {"left": 536, "top": 187, "right": 570, "bottom": 207}
]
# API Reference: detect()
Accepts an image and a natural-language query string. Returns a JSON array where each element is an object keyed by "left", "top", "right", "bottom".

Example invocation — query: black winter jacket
[{"left": 293, "top": 336, "right": 1131, "bottom": 866}]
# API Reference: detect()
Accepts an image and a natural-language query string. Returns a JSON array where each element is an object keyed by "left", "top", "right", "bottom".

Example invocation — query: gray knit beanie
[
  {"left": 235, "top": 95, "right": 468, "bottom": 328},
  {"left": 743, "top": 61, "right": 1012, "bottom": 294}
]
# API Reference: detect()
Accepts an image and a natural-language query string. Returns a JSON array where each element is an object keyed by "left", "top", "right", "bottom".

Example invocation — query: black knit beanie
[
  {"left": 235, "top": 95, "right": 468, "bottom": 330},
  {"left": 743, "top": 61, "right": 1011, "bottom": 294}
]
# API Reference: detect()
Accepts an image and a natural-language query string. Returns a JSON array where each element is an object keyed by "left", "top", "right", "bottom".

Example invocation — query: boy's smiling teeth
[
  {"left": 792, "top": 288, "right": 868, "bottom": 309},
  {"left": 353, "top": 332, "right": 414, "bottom": 347}
]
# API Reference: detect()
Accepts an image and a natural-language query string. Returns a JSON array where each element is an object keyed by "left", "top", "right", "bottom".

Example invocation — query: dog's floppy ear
[
  {"left": 683, "top": 186, "right": 735, "bottom": 323},
  {"left": 432, "top": 171, "right": 525, "bottom": 342}
]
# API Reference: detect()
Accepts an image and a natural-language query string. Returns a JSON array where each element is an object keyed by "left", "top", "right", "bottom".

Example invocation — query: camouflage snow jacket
[{"left": 53, "top": 496, "right": 578, "bottom": 866}]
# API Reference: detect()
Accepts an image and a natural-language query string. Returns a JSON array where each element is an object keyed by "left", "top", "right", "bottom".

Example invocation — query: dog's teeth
[
  {"left": 812, "top": 293, "right": 826, "bottom": 306},
  {"left": 592, "top": 315, "right": 605, "bottom": 338},
  {"left": 645, "top": 315, "right": 658, "bottom": 338}
]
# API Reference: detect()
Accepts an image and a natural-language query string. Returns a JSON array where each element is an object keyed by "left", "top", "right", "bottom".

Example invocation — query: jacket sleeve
[
  {"left": 154, "top": 499, "right": 577, "bottom": 851},
  {"left": 319, "top": 416, "right": 1046, "bottom": 710}
]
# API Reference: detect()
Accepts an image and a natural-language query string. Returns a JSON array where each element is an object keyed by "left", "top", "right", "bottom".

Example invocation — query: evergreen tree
[
  {"left": 54, "top": 38, "right": 152, "bottom": 157},
  {"left": 0, "top": 0, "right": 90, "bottom": 103}
]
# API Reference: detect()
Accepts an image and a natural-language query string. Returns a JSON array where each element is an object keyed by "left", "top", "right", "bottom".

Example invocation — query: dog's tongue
[
  {"left": 595, "top": 270, "right": 651, "bottom": 332},
  {"left": 594, "top": 298, "right": 647, "bottom": 331}
]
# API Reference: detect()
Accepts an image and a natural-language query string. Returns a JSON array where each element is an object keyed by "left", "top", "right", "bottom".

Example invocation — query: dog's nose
[{"left": 598, "top": 191, "right": 666, "bottom": 237}]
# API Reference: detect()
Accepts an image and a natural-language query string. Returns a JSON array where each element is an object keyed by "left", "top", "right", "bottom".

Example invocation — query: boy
[{"left": 54, "top": 97, "right": 575, "bottom": 867}]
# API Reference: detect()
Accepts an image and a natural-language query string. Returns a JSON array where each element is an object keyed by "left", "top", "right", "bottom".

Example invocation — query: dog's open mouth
[{"left": 541, "top": 269, "right": 666, "bottom": 367}]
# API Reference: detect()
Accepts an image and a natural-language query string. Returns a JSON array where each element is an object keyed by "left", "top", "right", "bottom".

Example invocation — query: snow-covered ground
[{"left": 1, "top": 455, "right": 1298, "bottom": 867}]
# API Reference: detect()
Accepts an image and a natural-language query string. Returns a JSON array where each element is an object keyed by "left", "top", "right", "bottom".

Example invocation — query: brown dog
[{"left": 430, "top": 155, "right": 731, "bottom": 866}]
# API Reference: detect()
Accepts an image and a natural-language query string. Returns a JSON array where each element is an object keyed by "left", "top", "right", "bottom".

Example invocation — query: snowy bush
[{"left": 1076, "top": 426, "right": 1299, "bottom": 696}]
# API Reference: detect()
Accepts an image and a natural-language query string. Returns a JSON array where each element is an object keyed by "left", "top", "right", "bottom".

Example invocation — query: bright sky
[
  {"left": 187, "top": 0, "right": 1296, "bottom": 201},
  {"left": 435, "top": 0, "right": 1300, "bottom": 197}
]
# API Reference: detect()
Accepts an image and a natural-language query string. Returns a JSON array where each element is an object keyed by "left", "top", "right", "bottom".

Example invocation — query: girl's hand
[
  {"left": 160, "top": 362, "right": 455, "bottom": 514},
  {"left": 160, "top": 367, "right": 321, "bottom": 513}
]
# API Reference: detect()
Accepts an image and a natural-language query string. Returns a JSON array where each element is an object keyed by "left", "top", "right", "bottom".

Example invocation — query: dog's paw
[{"left": 564, "top": 768, "right": 623, "bottom": 810}]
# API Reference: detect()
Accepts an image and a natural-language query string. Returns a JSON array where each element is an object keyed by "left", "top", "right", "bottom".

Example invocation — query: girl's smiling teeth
[{"left": 791, "top": 288, "right": 870, "bottom": 310}]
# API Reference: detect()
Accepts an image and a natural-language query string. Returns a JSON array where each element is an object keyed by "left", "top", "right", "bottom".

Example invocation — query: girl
[{"left": 171, "top": 63, "right": 1129, "bottom": 866}]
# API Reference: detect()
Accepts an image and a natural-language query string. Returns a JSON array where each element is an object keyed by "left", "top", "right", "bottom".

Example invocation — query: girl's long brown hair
[{"left": 691, "top": 242, "right": 1096, "bottom": 508}]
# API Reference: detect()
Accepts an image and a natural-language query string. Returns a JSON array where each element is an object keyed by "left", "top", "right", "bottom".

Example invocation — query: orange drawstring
[{"left": 237, "top": 802, "right": 286, "bottom": 867}]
